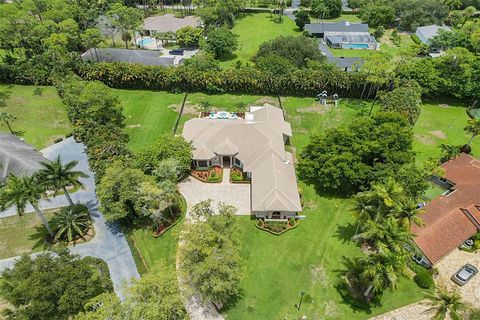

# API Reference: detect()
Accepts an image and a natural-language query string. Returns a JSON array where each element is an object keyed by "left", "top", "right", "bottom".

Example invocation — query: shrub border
[
  {"left": 254, "top": 218, "right": 300, "bottom": 235},
  {"left": 151, "top": 210, "right": 184, "bottom": 238}
]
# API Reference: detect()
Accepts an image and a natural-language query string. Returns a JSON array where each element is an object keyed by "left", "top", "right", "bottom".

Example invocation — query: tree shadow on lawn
[
  {"left": 334, "top": 223, "right": 361, "bottom": 246},
  {"left": 28, "top": 225, "right": 52, "bottom": 252},
  {"left": 218, "top": 52, "right": 239, "bottom": 64}
]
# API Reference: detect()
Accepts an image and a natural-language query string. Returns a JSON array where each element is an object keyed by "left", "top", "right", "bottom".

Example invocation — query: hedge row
[{"left": 76, "top": 63, "right": 371, "bottom": 98}]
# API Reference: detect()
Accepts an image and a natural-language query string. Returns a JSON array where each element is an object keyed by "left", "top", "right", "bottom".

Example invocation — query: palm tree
[
  {"left": 0, "top": 112, "right": 16, "bottom": 134},
  {"left": 0, "top": 175, "right": 54, "bottom": 237},
  {"left": 51, "top": 205, "right": 90, "bottom": 242},
  {"left": 426, "top": 286, "right": 468, "bottom": 320},
  {"left": 360, "top": 216, "right": 415, "bottom": 254},
  {"left": 464, "top": 118, "right": 480, "bottom": 147},
  {"left": 37, "top": 156, "right": 88, "bottom": 206},
  {"left": 351, "top": 192, "right": 376, "bottom": 237},
  {"left": 395, "top": 197, "right": 425, "bottom": 229}
]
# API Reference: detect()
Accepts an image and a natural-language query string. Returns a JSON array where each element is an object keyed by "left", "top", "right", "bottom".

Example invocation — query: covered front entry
[{"left": 222, "top": 156, "right": 232, "bottom": 168}]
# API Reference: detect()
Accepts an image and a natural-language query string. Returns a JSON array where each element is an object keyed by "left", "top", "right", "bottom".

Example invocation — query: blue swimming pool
[
  {"left": 138, "top": 38, "right": 154, "bottom": 46},
  {"left": 342, "top": 43, "right": 369, "bottom": 49}
]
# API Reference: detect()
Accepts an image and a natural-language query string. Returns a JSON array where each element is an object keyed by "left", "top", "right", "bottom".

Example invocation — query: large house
[
  {"left": 81, "top": 48, "right": 176, "bottom": 67},
  {"left": 305, "top": 21, "right": 378, "bottom": 50},
  {"left": 412, "top": 154, "right": 480, "bottom": 266},
  {"left": 0, "top": 132, "right": 48, "bottom": 184},
  {"left": 181, "top": 105, "right": 302, "bottom": 219},
  {"left": 415, "top": 24, "right": 451, "bottom": 45}
]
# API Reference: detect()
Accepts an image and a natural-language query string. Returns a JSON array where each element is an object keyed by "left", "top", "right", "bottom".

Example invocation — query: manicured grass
[
  {"left": 0, "top": 85, "right": 72, "bottom": 149},
  {"left": 219, "top": 13, "right": 301, "bottom": 67},
  {"left": 422, "top": 183, "right": 446, "bottom": 202},
  {"left": 116, "top": 89, "right": 266, "bottom": 152},
  {"left": 320, "top": 14, "right": 363, "bottom": 23},
  {"left": 0, "top": 211, "right": 55, "bottom": 259},
  {"left": 223, "top": 186, "right": 427, "bottom": 320},
  {"left": 413, "top": 99, "right": 480, "bottom": 164}
]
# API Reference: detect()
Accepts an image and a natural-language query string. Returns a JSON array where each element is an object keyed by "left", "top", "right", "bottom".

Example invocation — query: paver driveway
[
  {"left": 436, "top": 248, "right": 480, "bottom": 306},
  {"left": 0, "top": 138, "right": 139, "bottom": 300},
  {"left": 179, "top": 169, "right": 251, "bottom": 217}
]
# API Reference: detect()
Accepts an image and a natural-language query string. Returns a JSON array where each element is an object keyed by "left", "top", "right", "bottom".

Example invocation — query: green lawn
[
  {"left": 422, "top": 183, "right": 446, "bottom": 202},
  {"left": 0, "top": 211, "right": 55, "bottom": 259},
  {"left": 219, "top": 13, "right": 301, "bottom": 67},
  {"left": 413, "top": 99, "right": 480, "bottom": 164},
  {"left": 0, "top": 85, "right": 72, "bottom": 149}
]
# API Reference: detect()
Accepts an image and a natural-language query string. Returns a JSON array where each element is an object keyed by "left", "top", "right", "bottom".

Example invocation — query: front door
[
  {"left": 271, "top": 211, "right": 281, "bottom": 219},
  {"left": 222, "top": 156, "right": 231, "bottom": 168}
]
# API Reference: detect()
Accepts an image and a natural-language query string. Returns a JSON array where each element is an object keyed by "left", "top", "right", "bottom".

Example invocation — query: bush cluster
[{"left": 413, "top": 268, "right": 435, "bottom": 289}]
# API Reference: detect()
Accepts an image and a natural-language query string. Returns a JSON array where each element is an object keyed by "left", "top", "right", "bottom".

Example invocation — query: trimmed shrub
[
  {"left": 414, "top": 269, "right": 435, "bottom": 289},
  {"left": 411, "top": 34, "right": 421, "bottom": 45}
]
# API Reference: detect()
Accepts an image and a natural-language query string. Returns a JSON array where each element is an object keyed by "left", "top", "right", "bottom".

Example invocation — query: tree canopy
[
  {"left": 0, "top": 249, "right": 110, "bottom": 320},
  {"left": 202, "top": 27, "right": 238, "bottom": 58},
  {"left": 298, "top": 112, "right": 415, "bottom": 194}
]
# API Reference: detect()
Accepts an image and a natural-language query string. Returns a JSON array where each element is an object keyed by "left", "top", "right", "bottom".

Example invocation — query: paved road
[{"left": 0, "top": 138, "right": 140, "bottom": 300}]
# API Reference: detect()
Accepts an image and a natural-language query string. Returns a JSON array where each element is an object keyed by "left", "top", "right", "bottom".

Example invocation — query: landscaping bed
[
  {"left": 152, "top": 205, "right": 183, "bottom": 238},
  {"left": 230, "top": 167, "right": 250, "bottom": 183},
  {"left": 191, "top": 166, "right": 223, "bottom": 183},
  {"left": 255, "top": 218, "right": 299, "bottom": 235}
]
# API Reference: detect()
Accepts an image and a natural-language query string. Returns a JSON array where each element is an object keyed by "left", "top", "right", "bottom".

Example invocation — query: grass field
[
  {"left": 0, "top": 211, "right": 56, "bottom": 259},
  {"left": 413, "top": 99, "right": 480, "bottom": 164},
  {"left": 0, "top": 85, "right": 72, "bottom": 149},
  {"left": 219, "top": 13, "right": 300, "bottom": 67}
]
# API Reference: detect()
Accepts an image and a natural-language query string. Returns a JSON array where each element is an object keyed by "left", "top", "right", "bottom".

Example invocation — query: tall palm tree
[
  {"left": 0, "top": 112, "right": 16, "bottom": 134},
  {"left": 351, "top": 192, "right": 376, "bottom": 237},
  {"left": 51, "top": 205, "right": 90, "bottom": 242},
  {"left": 0, "top": 175, "right": 54, "bottom": 237},
  {"left": 37, "top": 156, "right": 88, "bottom": 206},
  {"left": 395, "top": 197, "right": 425, "bottom": 229},
  {"left": 426, "top": 286, "right": 468, "bottom": 320},
  {"left": 464, "top": 118, "right": 480, "bottom": 147}
]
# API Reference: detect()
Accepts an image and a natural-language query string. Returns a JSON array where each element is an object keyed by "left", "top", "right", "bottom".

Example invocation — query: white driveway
[
  {"left": 0, "top": 138, "right": 139, "bottom": 300},
  {"left": 436, "top": 248, "right": 480, "bottom": 306},
  {"left": 178, "top": 169, "right": 251, "bottom": 217}
]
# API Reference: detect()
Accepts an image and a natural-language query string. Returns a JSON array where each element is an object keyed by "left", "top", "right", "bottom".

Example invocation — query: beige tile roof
[
  {"left": 182, "top": 105, "right": 301, "bottom": 212},
  {"left": 143, "top": 14, "right": 200, "bottom": 33}
]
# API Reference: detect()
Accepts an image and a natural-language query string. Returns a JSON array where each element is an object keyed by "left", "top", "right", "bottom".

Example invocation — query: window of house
[
  {"left": 197, "top": 160, "right": 208, "bottom": 167},
  {"left": 235, "top": 158, "right": 242, "bottom": 167}
]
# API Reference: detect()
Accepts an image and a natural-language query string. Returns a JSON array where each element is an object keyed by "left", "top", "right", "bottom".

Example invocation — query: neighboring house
[
  {"left": 0, "top": 132, "right": 48, "bottom": 184},
  {"left": 143, "top": 14, "right": 200, "bottom": 34},
  {"left": 305, "top": 21, "right": 378, "bottom": 50},
  {"left": 415, "top": 24, "right": 451, "bottom": 45},
  {"left": 412, "top": 153, "right": 480, "bottom": 266},
  {"left": 81, "top": 48, "right": 177, "bottom": 67},
  {"left": 182, "top": 105, "right": 302, "bottom": 219}
]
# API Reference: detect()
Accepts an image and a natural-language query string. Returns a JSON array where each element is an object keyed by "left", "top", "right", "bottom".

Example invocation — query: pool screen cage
[{"left": 325, "top": 33, "right": 377, "bottom": 49}]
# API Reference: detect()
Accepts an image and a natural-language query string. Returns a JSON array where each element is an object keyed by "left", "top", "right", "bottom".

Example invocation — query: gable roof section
[
  {"left": 412, "top": 153, "right": 480, "bottom": 264},
  {"left": 81, "top": 48, "right": 175, "bottom": 67},
  {"left": 182, "top": 105, "right": 301, "bottom": 213},
  {"left": 416, "top": 25, "right": 450, "bottom": 40},
  {"left": 0, "top": 133, "right": 48, "bottom": 182}
]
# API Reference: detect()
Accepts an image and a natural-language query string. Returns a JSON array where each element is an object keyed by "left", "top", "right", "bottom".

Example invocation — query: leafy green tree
[
  {"left": 182, "top": 51, "right": 221, "bottom": 71},
  {"left": 195, "top": 0, "right": 243, "bottom": 29},
  {"left": 298, "top": 112, "right": 414, "bottom": 194},
  {"left": 81, "top": 28, "right": 103, "bottom": 62},
  {"left": 107, "top": 3, "right": 142, "bottom": 49},
  {"left": 311, "top": 0, "right": 342, "bottom": 18},
  {"left": 37, "top": 155, "right": 88, "bottom": 206},
  {"left": 359, "top": 3, "right": 395, "bottom": 28},
  {"left": 439, "top": 144, "right": 461, "bottom": 163},
  {"left": 426, "top": 286, "right": 468, "bottom": 320},
  {"left": 202, "top": 27, "right": 238, "bottom": 58},
  {"left": 0, "top": 111, "right": 16, "bottom": 134},
  {"left": 135, "top": 134, "right": 192, "bottom": 178},
  {"left": 256, "top": 53, "right": 298, "bottom": 76},
  {"left": 76, "top": 262, "right": 187, "bottom": 320},
  {"left": 0, "top": 175, "right": 53, "bottom": 237},
  {"left": 154, "top": 158, "right": 181, "bottom": 183},
  {"left": 464, "top": 118, "right": 480, "bottom": 146},
  {"left": 180, "top": 200, "right": 242, "bottom": 308},
  {"left": 51, "top": 204, "right": 91, "bottom": 241},
  {"left": 379, "top": 80, "right": 422, "bottom": 125},
  {"left": 294, "top": 9, "right": 310, "bottom": 30},
  {"left": 176, "top": 26, "right": 203, "bottom": 48},
  {"left": 254, "top": 36, "right": 323, "bottom": 68},
  {"left": 97, "top": 160, "right": 159, "bottom": 223},
  {"left": 0, "top": 249, "right": 108, "bottom": 320}
]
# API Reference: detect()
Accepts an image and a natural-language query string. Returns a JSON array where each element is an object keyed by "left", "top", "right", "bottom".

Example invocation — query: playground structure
[{"left": 316, "top": 91, "right": 339, "bottom": 107}]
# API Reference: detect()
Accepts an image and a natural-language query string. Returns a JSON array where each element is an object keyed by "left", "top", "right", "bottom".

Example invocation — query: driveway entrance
[{"left": 179, "top": 173, "right": 251, "bottom": 217}]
